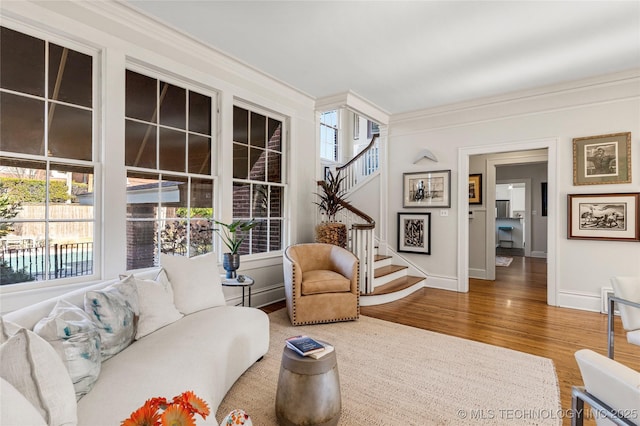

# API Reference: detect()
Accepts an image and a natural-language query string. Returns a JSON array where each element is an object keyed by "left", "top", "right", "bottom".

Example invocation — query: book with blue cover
[{"left": 285, "top": 335, "right": 326, "bottom": 356}]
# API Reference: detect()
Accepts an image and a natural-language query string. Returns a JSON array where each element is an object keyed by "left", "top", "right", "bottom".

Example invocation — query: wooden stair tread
[
  {"left": 374, "top": 254, "right": 391, "bottom": 262},
  {"left": 374, "top": 264, "right": 407, "bottom": 278},
  {"left": 363, "top": 275, "right": 424, "bottom": 296}
]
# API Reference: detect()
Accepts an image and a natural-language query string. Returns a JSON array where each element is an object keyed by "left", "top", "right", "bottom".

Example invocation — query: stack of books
[{"left": 285, "top": 335, "right": 334, "bottom": 359}]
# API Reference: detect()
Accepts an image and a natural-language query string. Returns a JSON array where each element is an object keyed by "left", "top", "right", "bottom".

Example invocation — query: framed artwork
[
  {"left": 403, "top": 170, "right": 451, "bottom": 208},
  {"left": 397, "top": 212, "right": 431, "bottom": 254},
  {"left": 468, "top": 174, "right": 482, "bottom": 205},
  {"left": 572, "top": 132, "right": 631, "bottom": 185},
  {"left": 567, "top": 193, "right": 640, "bottom": 241}
]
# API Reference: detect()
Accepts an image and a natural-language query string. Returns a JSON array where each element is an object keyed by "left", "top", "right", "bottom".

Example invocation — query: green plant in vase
[
  {"left": 212, "top": 218, "right": 259, "bottom": 278},
  {"left": 315, "top": 170, "right": 351, "bottom": 247}
]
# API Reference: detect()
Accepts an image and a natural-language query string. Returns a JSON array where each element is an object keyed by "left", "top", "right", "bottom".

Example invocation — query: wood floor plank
[{"left": 263, "top": 256, "right": 639, "bottom": 425}]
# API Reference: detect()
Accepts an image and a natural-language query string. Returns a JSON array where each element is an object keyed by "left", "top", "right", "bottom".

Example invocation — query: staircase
[{"left": 359, "top": 254, "right": 426, "bottom": 306}]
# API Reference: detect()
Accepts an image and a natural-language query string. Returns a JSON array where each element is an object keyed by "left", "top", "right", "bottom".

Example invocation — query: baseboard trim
[
  {"left": 557, "top": 290, "right": 603, "bottom": 313},
  {"left": 530, "top": 251, "right": 547, "bottom": 258},
  {"left": 469, "top": 268, "right": 487, "bottom": 279},
  {"left": 424, "top": 275, "right": 458, "bottom": 292}
]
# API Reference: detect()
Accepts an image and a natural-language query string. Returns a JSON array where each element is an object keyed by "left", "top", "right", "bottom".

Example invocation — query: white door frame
[{"left": 457, "top": 138, "right": 558, "bottom": 306}]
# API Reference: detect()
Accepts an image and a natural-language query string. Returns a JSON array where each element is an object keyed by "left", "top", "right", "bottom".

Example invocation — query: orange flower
[
  {"left": 160, "top": 405, "right": 195, "bottom": 426},
  {"left": 121, "top": 403, "right": 161, "bottom": 426},
  {"left": 147, "top": 397, "right": 169, "bottom": 411},
  {"left": 177, "top": 391, "right": 210, "bottom": 419}
]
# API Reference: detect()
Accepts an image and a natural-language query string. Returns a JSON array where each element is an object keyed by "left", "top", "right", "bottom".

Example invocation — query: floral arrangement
[{"left": 122, "top": 391, "right": 210, "bottom": 426}]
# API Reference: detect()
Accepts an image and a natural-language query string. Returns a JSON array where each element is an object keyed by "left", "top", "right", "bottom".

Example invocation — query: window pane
[
  {"left": 233, "top": 143, "right": 248, "bottom": 179},
  {"left": 189, "top": 220, "right": 212, "bottom": 257},
  {"left": 48, "top": 222, "right": 94, "bottom": 279},
  {"left": 232, "top": 182, "right": 250, "bottom": 218},
  {"left": 159, "top": 128, "right": 185, "bottom": 172},
  {"left": 0, "top": 158, "right": 47, "bottom": 208},
  {"left": 270, "top": 186, "right": 282, "bottom": 217},
  {"left": 48, "top": 163, "right": 94, "bottom": 219},
  {"left": 250, "top": 112, "right": 265, "bottom": 148},
  {"left": 48, "top": 104, "right": 92, "bottom": 160},
  {"left": 125, "top": 120, "right": 156, "bottom": 168},
  {"left": 48, "top": 44, "right": 92, "bottom": 108},
  {"left": 188, "top": 134, "right": 211, "bottom": 175},
  {"left": 267, "top": 151, "right": 282, "bottom": 183},
  {"left": 0, "top": 226, "right": 44, "bottom": 285},
  {"left": 252, "top": 184, "right": 267, "bottom": 218},
  {"left": 0, "top": 27, "right": 45, "bottom": 97},
  {"left": 233, "top": 106, "right": 248, "bottom": 143},
  {"left": 189, "top": 92, "right": 211, "bottom": 135},
  {"left": 269, "top": 219, "right": 282, "bottom": 251},
  {"left": 190, "top": 178, "right": 213, "bottom": 211},
  {"left": 161, "top": 219, "right": 187, "bottom": 256},
  {"left": 126, "top": 219, "right": 158, "bottom": 270},
  {"left": 268, "top": 118, "right": 282, "bottom": 152},
  {"left": 250, "top": 220, "right": 267, "bottom": 254},
  {"left": 126, "top": 172, "right": 159, "bottom": 220},
  {"left": 160, "top": 175, "right": 187, "bottom": 210},
  {"left": 125, "top": 70, "right": 157, "bottom": 123},
  {"left": 0, "top": 93, "right": 45, "bottom": 155},
  {"left": 159, "top": 83, "right": 185, "bottom": 130},
  {"left": 249, "top": 148, "right": 265, "bottom": 181}
]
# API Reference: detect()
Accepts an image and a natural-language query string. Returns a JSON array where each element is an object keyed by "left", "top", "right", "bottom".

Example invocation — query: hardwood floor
[{"left": 263, "top": 257, "right": 639, "bottom": 425}]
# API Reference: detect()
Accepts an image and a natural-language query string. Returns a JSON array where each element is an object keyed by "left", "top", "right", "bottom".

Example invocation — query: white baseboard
[
  {"left": 424, "top": 275, "right": 458, "bottom": 292},
  {"left": 556, "top": 290, "right": 603, "bottom": 313},
  {"left": 224, "top": 283, "right": 285, "bottom": 308},
  {"left": 469, "top": 268, "right": 487, "bottom": 279},
  {"left": 530, "top": 251, "right": 547, "bottom": 258}
]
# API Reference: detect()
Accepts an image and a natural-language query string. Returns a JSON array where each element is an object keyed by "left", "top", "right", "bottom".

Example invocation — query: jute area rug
[{"left": 217, "top": 309, "right": 561, "bottom": 425}]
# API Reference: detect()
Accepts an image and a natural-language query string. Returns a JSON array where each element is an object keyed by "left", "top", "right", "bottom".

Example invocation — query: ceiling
[{"left": 126, "top": 1, "right": 640, "bottom": 115}]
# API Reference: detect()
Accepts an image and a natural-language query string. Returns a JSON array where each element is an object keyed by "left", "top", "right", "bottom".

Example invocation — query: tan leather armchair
[{"left": 283, "top": 243, "right": 359, "bottom": 326}]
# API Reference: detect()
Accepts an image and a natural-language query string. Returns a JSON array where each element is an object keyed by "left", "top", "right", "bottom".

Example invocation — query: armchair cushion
[{"left": 301, "top": 270, "right": 351, "bottom": 295}]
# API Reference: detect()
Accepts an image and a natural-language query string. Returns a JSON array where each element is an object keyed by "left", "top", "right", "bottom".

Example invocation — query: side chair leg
[
  {"left": 571, "top": 391, "right": 584, "bottom": 426},
  {"left": 608, "top": 297, "right": 615, "bottom": 359}
]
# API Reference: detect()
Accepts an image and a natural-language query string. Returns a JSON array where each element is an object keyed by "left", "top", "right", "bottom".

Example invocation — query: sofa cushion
[
  {"left": 132, "top": 270, "right": 184, "bottom": 339},
  {"left": 0, "top": 328, "right": 77, "bottom": 426},
  {"left": 77, "top": 306, "right": 269, "bottom": 426},
  {"left": 301, "top": 270, "right": 351, "bottom": 295},
  {"left": 160, "top": 252, "right": 226, "bottom": 314},
  {"left": 34, "top": 300, "right": 101, "bottom": 400},
  {"left": 84, "top": 275, "right": 138, "bottom": 360},
  {"left": 1, "top": 377, "right": 47, "bottom": 426}
]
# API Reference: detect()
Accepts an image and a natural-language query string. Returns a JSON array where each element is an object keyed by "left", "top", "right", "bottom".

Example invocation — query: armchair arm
[
  {"left": 330, "top": 247, "right": 359, "bottom": 294},
  {"left": 573, "top": 349, "right": 640, "bottom": 425}
]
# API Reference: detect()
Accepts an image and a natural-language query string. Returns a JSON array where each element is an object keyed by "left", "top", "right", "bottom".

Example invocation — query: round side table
[
  {"left": 275, "top": 343, "right": 341, "bottom": 426},
  {"left": 221, "top": 275, "right": 254, "bottom": 307}
]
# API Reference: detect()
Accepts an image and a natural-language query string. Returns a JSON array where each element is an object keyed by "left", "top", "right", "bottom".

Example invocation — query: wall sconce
[{"left": 413, "top": 148, "right": 438, "bottom": 164}]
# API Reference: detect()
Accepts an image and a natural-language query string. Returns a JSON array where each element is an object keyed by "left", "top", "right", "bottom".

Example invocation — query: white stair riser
[
  {"left": 374, "top": 257, "right": 392, "bottom": 268},
  {"left": 360, "top": 279, "right": 425, "bottom": 306},
  {"left": 373, "top": 268, "right": 408, "bottom": 286}
]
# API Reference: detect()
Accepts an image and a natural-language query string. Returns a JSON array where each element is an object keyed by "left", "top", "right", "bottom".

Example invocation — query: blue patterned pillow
[{"left": 84, "top": 276, "right": 138, "bottom": 360}]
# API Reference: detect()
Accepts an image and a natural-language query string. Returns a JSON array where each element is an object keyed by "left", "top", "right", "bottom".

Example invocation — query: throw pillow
[
  {"left": 0, "top": 328, "right": 77, "bottom": 426},
  {"left": 84, "top": 275, "right": 138, "bottom": 360},
  {"left": 160, "top": 252, "right": 225, "bottom": 314},
  {"left": 133, "top": 270, "right": 184, "bottom": 339},
  {"left": 1, "top": 377, "right": 47, "bottom": 426},
  {"left": 220, "top": 409, "right": 253, "bottom": 426},
  {"left": 0, "top": 316, "right": 21, "bottom": 344},
  {"left": 34, "top": 300, "right": 101, "bottom": 400}
]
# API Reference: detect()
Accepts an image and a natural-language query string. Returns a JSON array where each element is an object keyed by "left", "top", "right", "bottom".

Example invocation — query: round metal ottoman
[{"left": 275, "top": 344, "right": 341, "bottom": 426}]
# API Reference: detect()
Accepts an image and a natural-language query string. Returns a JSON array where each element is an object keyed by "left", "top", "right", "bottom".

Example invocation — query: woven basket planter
[{"left": 315, "top": 222, "right": 347, "bottom": 248}]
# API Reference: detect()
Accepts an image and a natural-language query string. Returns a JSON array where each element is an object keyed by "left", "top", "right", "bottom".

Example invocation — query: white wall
[
  {"left": 0, "top": 1, "right": 317, "bottom": 312},
  {"left": 390, "top": 69, "right": 640, "bottom": 312}
]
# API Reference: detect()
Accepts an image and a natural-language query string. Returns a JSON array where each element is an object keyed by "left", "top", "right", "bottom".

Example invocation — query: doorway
[{"left": 457, "top": 138, "right": 557, "bottom": 306}]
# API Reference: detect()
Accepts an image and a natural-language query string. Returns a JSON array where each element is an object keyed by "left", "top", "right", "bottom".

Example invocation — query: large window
[
  {"left": 232, "top": 105, "right": 285, "bottom": 255},
  {"left": 0, "top": 26, "right": 96, "bottom": 286},
  {"left": 320, "top": 110, "right": 338, "bottom": 161},
  {"left": 125, "top": 70, "right": 214, "bottom": 269}
]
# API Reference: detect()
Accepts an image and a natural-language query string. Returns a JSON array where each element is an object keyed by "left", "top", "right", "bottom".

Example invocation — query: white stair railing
[{"left": 337, "top": 135, "right": 379, "bottom": 194}]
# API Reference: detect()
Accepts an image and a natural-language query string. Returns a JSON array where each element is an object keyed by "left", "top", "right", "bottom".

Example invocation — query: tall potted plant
[
  {"left": 315, "top": 170, "right": 349, "bottom": 248},
  {"left": 212, "top": 218, "right": 258, "bottom": 278}
]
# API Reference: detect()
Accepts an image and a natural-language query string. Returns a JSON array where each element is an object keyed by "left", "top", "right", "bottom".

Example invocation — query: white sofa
[{"left": 1, "top": 264, "right": 270, "bottom": 426}]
